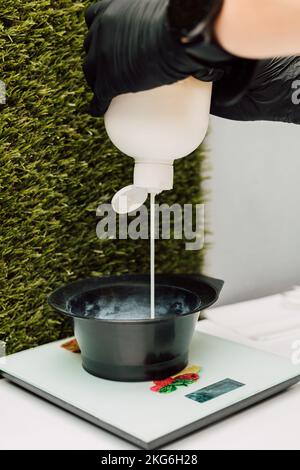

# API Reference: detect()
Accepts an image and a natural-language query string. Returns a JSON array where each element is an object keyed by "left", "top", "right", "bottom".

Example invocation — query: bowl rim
[{"left": 48, "top": 273, "right": 223, "bottom": 325}]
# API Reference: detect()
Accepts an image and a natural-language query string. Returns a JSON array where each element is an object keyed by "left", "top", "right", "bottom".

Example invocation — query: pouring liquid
[{"left": 150, "top": 193, "right": 156, "bottom": 319}]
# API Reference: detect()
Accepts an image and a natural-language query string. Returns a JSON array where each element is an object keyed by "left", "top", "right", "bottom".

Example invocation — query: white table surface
[{"left": 1, "top": 294, "right": 300, "bottom": 450}]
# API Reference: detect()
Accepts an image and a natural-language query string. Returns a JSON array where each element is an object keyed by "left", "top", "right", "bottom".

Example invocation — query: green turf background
[{"left": 0, "top": 1, "right": 207, "bottom": 354}]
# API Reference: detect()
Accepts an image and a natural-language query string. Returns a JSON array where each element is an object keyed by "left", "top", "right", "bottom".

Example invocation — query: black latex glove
[
  {"left": 212, "top": 57, "right": 300, "bottom": 124},
  {"left": 83, "top": 0, "right": 255, "bottom": 116}
]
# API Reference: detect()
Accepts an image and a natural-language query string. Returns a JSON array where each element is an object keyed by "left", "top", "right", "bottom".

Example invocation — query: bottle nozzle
[{"left": 134, "top": 162, "right": 173, "bottom": 193}]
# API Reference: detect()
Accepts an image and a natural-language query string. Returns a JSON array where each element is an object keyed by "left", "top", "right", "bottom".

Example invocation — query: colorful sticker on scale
[
  {"left": 150, "top": 365, "right": 201, "bottom": 394},
  {"left": 61, "top": 338, "right": 81, "bottom": 353}
]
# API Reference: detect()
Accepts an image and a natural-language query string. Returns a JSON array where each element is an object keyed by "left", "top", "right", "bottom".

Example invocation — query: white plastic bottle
[{"left": 104, "top": 77, "right": 212, "bottom": 213}]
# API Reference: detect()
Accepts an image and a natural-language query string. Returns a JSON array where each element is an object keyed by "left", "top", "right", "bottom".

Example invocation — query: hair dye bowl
[{"left": 49, "top": 274, "right": 223, "bottom": 381}]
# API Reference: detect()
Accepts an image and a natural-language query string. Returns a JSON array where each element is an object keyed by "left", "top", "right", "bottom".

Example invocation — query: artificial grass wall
[{"left": 0, "top": 1, "right": 207, "bottom": 354}]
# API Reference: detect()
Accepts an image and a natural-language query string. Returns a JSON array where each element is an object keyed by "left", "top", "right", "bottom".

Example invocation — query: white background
[{"left": 206, "top": 116, "right": 300, "bottom": 305}]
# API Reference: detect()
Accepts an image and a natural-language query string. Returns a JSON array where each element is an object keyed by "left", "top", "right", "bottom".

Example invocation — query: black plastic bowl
[{"left": 48, "top": 274, "right": 223, "bottom": 382}]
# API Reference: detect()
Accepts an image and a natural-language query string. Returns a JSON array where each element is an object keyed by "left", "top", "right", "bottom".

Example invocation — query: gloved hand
[
  {"left": 83, "top": 0, "right": 255, "bottom": 116},
  {"left": 212, "top": 57, "right": 300, "bottom": 124}
]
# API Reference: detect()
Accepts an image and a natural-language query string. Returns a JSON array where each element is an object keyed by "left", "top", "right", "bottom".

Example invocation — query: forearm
[{"left": 215, "top": 0, "right": 300, "bottom": 58}]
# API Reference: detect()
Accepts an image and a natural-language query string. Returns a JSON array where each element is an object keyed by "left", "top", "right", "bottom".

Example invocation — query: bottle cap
[{"left": 111, "top": 185, "right": 148, "bottom": 214}]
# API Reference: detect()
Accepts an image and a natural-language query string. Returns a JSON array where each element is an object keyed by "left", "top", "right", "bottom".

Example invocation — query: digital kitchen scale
[{"left": 0, "top": 332, "right": 299, "bottom": 450}]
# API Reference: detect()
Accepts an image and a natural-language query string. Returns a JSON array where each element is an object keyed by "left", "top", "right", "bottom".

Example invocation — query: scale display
[{"left": 186, "top": 378, "right": 245, "bottom": 404}]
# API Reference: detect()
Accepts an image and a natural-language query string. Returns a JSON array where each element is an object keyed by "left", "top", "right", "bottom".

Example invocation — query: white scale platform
[{"left": 0, "top": 332, "right": 299, "bottom": 450}]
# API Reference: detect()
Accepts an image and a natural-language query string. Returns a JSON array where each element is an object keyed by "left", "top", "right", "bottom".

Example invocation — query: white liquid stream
[{"left": 150, "top": 193, "right": 156, "bottom": 319}]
